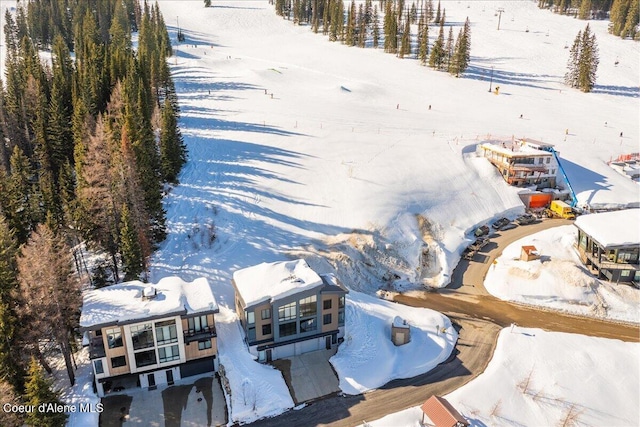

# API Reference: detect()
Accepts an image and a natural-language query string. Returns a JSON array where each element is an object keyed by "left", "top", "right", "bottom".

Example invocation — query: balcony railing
[
  {"left": 89, "top": 337, "right": 106, "bottom": 359},
  {"left": 583, "top": 251, "right": 640, "bottom": 270},
  {"left": 183, "top": 325, "right": 216, "bottom": 343}
]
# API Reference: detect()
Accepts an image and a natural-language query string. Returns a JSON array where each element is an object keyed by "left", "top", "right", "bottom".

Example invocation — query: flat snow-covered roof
[
  {"left": 233, "top": 259, "right": 323, "bottom": 308},
  {"left": 80, "top": 277, "right": 218, "bottom": 329},
  {"left": 575, "top": 209, "right": 640, "bottom": 248}
]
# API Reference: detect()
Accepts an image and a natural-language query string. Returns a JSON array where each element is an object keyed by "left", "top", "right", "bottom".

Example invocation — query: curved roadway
[{"left": 249, "top": 219, "right": 639, "bottom": 427}]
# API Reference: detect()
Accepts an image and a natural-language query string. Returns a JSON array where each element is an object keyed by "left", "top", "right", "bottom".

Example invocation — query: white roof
[
  {"left": 233, "top": 259, "right": 323, "bottom": 308},
  {"left": 575, "top": 209, "right": 640, "bottom": 247},
  {"left": 80, "top": 277, "right": 218, "bottom": 328},
  {"left": 392, "top": 316, "right": 409, "bottom": 329}
]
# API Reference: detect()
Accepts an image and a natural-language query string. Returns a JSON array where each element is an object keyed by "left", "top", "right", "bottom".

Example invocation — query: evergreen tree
[
  {"left": 346, "top": 0, "right": 356, "bottom": 45},
  {"left": 417, "top": 11, "right": 429, "bottom": 64},
  {"left": 399, "top": 12, "right": 411, "bottom": 58},
  {"left": 579, "top": 0, "right": 592, "bottom": 19},
  {"left": 205, "top": 0, "right": 212, "bottom": 6},
  {"left": 621, "top": 0, "right": 639, "bottom": 38},
  {"left": 577, "top": 24, "right": 599, "bottom": 92},
  {"left": 0, "top": 215, "right": 25, "bottom": 393},
  {"left": 24, "top": 357, "right": 68, "bottom": 427},
  {"left": 372, "top": 5, "right": 380, "bottom": 48},
  {"left": 566, "top": 25, "right": 599, "bottom": 92},
  {"left": 450, "top": 17, "right": 471, "bottom": 76},
  {"left": 609, "top": 0, "right": 630, "bottom": 36},
  {"left": 434, "top": 0, "right": 441, "bottom": 24},
  {"left": 159, "top": 97, "right": 187, "bottom": 183},
  {"left": 358, "top": 3, "right": 367, "bottom": 47},
  {"left": 120, "top": 203, "right": 145, "bottom": 280},
  {"left": 427, "top": 0, "right": 434, "bottom": 22},
  {"left": 429, "top": 21, "right": 446, "bottom": 69},
  {"left": 445, "top": 26, "right": 454, "bottom": 70}
]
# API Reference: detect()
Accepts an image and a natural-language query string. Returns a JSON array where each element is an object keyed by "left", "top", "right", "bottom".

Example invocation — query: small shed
[
  {"left": 520, "top": 245, "right": 540, "bottom": 262},
  {"left": 421, "top": 395, "right": 469, "bottom": 427},
  {"left": 391, "top": 316, "right": 410, "bottom": 346}
]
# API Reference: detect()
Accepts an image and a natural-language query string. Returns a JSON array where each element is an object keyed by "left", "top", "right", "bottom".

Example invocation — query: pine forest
[{"left": 0, "top": 0, "right": 186, "bottom": 418}]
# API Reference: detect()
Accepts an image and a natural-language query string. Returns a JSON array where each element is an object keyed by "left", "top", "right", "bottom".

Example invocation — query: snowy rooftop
[
  {"left": 233, "top": 259, "right": 324, "bottom": 308},
  {"left": 479, "top": 141, "right": 553, "bottom": 157},
  {"left": 80, "top": 277, "right": 218, "bottom": 329},
  {"left": 575, "top": 209, "right": 640, "bottom": 248}
]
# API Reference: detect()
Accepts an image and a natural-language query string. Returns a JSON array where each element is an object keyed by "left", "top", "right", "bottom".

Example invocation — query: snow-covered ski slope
[{"left": 152, "top": 0, "right": 638, "bottom": 292}]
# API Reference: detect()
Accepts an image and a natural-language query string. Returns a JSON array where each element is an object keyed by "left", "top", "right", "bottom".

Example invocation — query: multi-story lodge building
[
  {"left": 80, "top": 277, "right": 219, "bottom": 397},
  {"left": 232, "top": 259, "right": 348, "bottom": 362},
  {"left": 575, "top": 209, "right": 640, "bottom": 283},
  {"left": 478, "top": 139, "right": 558, "bottom": 189}
]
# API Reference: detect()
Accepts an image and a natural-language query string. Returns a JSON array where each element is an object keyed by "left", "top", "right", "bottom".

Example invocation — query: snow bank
[
  {"left": 215, "top": 306, "right": 294, "bottom": 424},
  {"left": 331, "top": 292, "right": 456, "bottom": 395},
  {"left": 366, "top": 328, "right": 640, "bottom": 427},
  {"left": 484, "top": 225, "right": 639, "bottom": 323}
]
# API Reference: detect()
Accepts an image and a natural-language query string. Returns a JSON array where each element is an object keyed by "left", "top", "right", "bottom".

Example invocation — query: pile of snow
[
  {"left": 331, "top": 292, "right": 456, "bottom": 395},
  {"left": 366, "top": 327, "right": 640, "bottom": 427},
  {"left": 215, "top": 306, "right": 295, "bottom": 424},
  {"left": 485, "top": 225, "right": 639, "bottom": 323}
]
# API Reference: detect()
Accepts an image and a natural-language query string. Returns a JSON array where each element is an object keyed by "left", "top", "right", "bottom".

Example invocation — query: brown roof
[
  {"left": 421, "top": 395, "right": 469, "bottom": 427},
  {"left": 522, "top": 245, "right": 538, "bottom": 254}
]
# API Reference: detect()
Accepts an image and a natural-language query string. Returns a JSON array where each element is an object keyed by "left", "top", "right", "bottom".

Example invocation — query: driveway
[
  {"left": 100, "top": 374, "right": 227, "bottom": 427},
  {"left": 271, "top": 349, "right": 340, "bottom": 404},
  {"left": 248, "top": 219, "right": 639, "bottom": 427}
]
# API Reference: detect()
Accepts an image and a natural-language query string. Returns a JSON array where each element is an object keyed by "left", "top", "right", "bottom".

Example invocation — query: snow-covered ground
[
  {"left": 365, "top": 327, "right": 640, "bottom": 427},
  {"left": 331, "top": 292, "right": 456, "bottom": 395},
  {"left": 47, "top": 0, "right": 638, "bottom": 424},
  {"left": 151, "top": 0, "right": 639, "bottom": 296},
  {"left": 485, "top": 225, "right": 640, "bottom": 323}
]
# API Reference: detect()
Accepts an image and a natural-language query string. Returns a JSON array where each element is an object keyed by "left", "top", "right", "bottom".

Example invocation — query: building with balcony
[
  {"left": 575, "top": 209, "right": 640, "bottom": 283},
  {"left": 478, "top": 139, "right": 558, "bottom": 189},
  {"left": 232, "top": 259, "right": 348, "bottom": 363},
  {"left": 80, "top": 277, "right": 219, "bottom": 397}
]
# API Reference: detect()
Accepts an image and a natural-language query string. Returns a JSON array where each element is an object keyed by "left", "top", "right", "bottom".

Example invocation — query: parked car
[
  {"left": 469, "top": 236, "right": 490, "bottom": 251},
  {"left": 500, "top": 223, "right": 518, "bottom": 231},
  {"left": 474, "top": 225, "right": 490, "bottom": 237},
  {"left": 516, "top": 213, "right": 537, "bottom": 225},
  {"left": 492, "top": 217, "right": 510, "bottom": 229}
]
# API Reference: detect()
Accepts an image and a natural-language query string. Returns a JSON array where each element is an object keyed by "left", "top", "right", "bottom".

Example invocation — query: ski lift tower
[{"left": 497, "top": 8, "right": 505, "bottom": 30}]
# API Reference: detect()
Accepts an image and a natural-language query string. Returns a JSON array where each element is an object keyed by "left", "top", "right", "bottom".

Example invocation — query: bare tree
[
  {"left": 0, "top": 378, "right": 23, "bottom": 427},
  {"left": 16, "top": 224, "right": 81, "bottom": 386}
]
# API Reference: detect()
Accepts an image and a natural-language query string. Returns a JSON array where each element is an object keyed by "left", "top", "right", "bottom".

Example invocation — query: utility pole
[
  {"left": 497, "top": 8, "right": 505, "bottom": 30},
  {"left": 488, "top": 66, "right": 494, "bottom": 93}
]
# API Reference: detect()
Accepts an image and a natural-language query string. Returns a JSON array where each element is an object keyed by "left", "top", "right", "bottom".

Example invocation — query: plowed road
[{"left": 248, "top": 219, "right": 639, "bottom": 427}]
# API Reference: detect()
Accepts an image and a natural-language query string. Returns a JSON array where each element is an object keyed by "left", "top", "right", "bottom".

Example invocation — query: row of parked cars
[{"left": 465, "top": 213, "right": 539, "bottom": 261}]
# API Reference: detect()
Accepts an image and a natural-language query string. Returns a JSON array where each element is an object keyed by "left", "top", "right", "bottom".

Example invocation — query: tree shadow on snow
[{"left": 462, "top": 63, "right": 561, "bottom": 91}]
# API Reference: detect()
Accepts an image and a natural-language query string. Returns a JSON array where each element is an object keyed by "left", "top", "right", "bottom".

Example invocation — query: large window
[
  {"left": 299, "top": 296, "right": 317, "bottom": 318},
  {"left": 278, "top": 302, "right": 297, "bottom": 322},
  {"left": 130, "top": 324, "right": 154, "bottom": 350},
  {"left": 94, "top": 360, "right": 104, "bottom": 375},
  {"left": 187, "top": 315, "right": 209, "bottom": 333},
  {"left": 247, "top": 311, "right": 255, "bottom": 324},
  {"left": 105, "top": 328, "right": 123, "bottom": 349},
  {"left": 111, "top": 356, "right": 126, "bottom": 368},
  {"left": 300, "top": 318, "right": 317, "bottom": 333},
  {"left": 279, "top": 322, "right": 296, "bottom": 337},
  {"left": 155, "top": 320, "right": 177, "bottom": 345},
  {"left": 339, "top": 296, "right": 345, "bottom": 308},
  {"left": 338, "top": 311, "right": 345, "bottom": 326},
  {"left": 323, "top": 299, "right": 332, "bottom": 310},
  {"left": 618, "top": 248, "right": 639, "bottom": 264},
  {"left": 262, "top": 324, "right": 272, "bottom": 335},
  {"left": 247, "top": 327, "right": 256, "bottom": 341},
  {"left": 158, "top": 345, "right": 180, "bottom": 363},
  {"left": 261, "top": 308, "right": 271, "bottom": 320},
  {"left": 198, "top": 340, "right": 212, "bottom": 351},
  {"left": 134, "top": 350, "right": 157, "bottom": 368}
]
